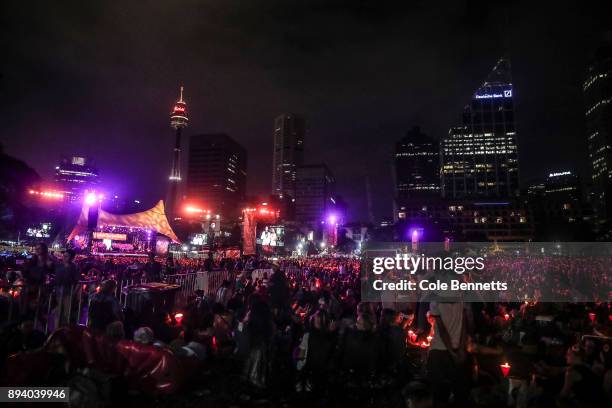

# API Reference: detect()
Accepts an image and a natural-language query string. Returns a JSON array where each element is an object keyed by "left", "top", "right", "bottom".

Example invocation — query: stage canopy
[{"left": 67, "top": 200, "right": 180, "bottom": 243}]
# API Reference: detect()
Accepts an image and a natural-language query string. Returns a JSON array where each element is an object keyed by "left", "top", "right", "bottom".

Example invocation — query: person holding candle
[{"left": 426, "top": 299, "right": 469, "bottom": 407}]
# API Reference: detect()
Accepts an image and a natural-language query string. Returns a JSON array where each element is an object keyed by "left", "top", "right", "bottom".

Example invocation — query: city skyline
[
  {"left": 2, "top": 1, "right": 611, "bottom": 222},
  {"left": 2, "top": 4, "right": 612, "bottom": 405}
]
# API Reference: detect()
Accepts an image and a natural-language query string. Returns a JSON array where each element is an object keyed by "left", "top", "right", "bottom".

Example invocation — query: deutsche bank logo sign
[{"left": 474, "top": 89, "right": 513, "bottom": 99}]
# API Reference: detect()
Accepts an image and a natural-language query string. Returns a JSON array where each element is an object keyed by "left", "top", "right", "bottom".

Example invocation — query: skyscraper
[
  {"left": 544, "top": 171, "right": 580, "bottom": 200},
  {"left": 584, "top": 37, "right": 612, "bottom": 228},
  {"left": 394, "top": 126, "right": 440, "bottom": 200},
  {"left": 186, "top": 134, "right": 247, "bottom": 219},
  {"left": 54, "top": 156, "right": 99, "bottom": 203},
  {"left": 166, "top": 86, "right": 188, "bottom": 217},
  {"left": 272, "top": 113, "right": 305, "bottom": 198},
  {"left": 441, "top": 58, "right": 519, "bottom": 199},
  {"left": 527, "top": 170, "right": 592, "bottom": 239},
  {"left": 294, "top": 164, "right": 335, "bottom": 225}
]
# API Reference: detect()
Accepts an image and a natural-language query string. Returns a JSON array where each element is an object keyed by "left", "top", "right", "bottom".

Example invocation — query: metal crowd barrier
[
  {"left": 0, "top": 270, "right": 232, "bottom": 335},
  {"left": 0, "top": 280, "right": 100, "bottom": 334},
  {"left": 165, "top": 272, "right": 199, "bottom": 307},
  {"left": 201, "top": 270, "right": 230, "bottom": 297}
]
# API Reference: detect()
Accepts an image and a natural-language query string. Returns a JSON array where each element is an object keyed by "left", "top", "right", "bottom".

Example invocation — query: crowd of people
[
  {"left": 1, "top": 244, "right": 612, "bottom": 407},
  {"left": 0, "top": 243, "right": 227, "bottom": 286},
  {"left": 484, "top": 256, "right": 612, "bottom": 302}
]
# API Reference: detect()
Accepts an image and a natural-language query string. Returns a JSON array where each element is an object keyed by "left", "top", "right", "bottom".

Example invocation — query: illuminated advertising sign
[
  {"left": 92, "top": 232, "right": 127, "bottom": 241},
  {"left": 548, "top": 171, "right": 572, "bottom": 178},
  {"left": 474, "top": 89, "right": 512, "bottom": 99}
]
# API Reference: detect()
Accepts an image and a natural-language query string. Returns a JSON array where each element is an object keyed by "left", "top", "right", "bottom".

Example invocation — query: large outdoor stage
[{"left": 67, "top": 199, "right": 180, "bottom": 255}]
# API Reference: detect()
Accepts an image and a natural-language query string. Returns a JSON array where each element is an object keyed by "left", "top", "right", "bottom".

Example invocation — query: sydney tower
[{"left": 166, "top": 86, "right": 188, "bottom": 218}]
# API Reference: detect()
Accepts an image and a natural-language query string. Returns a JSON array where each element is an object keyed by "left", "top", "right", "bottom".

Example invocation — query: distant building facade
[
  {"left": 295, "top": 164, "right": 335, "bottom": 225},
  {"left": 527, "top": 171, "right": 593, "bottom": 238},
  {"left": 397, "top": 199, "right": 533, "bottom": 241},
  {"left": 585, "top": 39, "right": 612, "bottom": 228},
  {"left": 54, "top": 156, "right": 99, "bottom": 203},
  {"left": 442, "top": 58, "right": 519, "bottom": 199},
  {"left": 272, "top": 113, "right": 305, "bottom": 198},
  {"left": 544, "top": 171, "right": 580, "bottom": 200},
  {"left": 394, "top": 126, "right": 441, "bottom": 222},
  {"left": 395, "top": 126, "right": 440, "bottom": 198},
  {"left": 187, "top": 134, "right": 247, "bottom": 219}
]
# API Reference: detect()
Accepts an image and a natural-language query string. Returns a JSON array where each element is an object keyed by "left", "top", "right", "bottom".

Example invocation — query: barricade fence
[
  {"left": 0, "top": 269, "right": 231, "bottom": 334},
  {"left": 284, "top": 266, "right": 306, "bottom": 281}
]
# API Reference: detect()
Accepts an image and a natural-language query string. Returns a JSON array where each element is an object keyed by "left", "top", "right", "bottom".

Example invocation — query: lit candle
[
  {"left": 500, "top": 362, "right": 511, "bottom": 377},
  {"left": 174, "top": 312, "right": 184, "bottom": 325},
  {"left": 588, "top": 312, "right": 596, "bottom": 323}
]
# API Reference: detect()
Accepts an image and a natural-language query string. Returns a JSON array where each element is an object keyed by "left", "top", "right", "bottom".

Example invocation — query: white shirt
[{"left": 429, "top": 302, "right": 464, "bottom": 351}]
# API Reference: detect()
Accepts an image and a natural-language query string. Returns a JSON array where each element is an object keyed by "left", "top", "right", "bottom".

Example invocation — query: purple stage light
[
  {"left": 85, "top": 191, "right": 97, "bottom": 206},
  {"left": 408, "top": 227, "right": 423, "bottom": 242}
]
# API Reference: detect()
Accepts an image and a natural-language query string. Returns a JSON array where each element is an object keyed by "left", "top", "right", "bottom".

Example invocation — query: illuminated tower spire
[{"left": 167, "top": 86, "right": 188, "bottom": 217}]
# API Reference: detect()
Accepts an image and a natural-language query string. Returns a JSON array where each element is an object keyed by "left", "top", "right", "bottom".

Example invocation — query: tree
[{"left": 0, "top": 145, "right": 41, "bottom": 240}]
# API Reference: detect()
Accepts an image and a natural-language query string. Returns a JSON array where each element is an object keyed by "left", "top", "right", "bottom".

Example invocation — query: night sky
[{"left": 1, "top": 1, "right": 610, "bottom": 222}]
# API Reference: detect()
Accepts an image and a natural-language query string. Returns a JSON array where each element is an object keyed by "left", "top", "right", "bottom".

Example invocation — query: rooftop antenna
[{"left": 178, "top": 85, "right": 185, "bottom": 103}]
